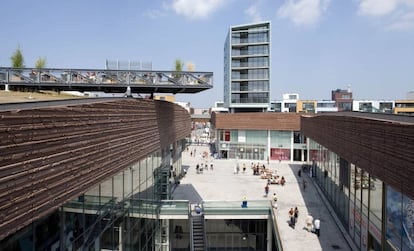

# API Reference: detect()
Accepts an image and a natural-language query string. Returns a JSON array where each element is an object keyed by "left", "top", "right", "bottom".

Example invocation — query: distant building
[
  {"left": 224, "top": 21, "right": 271, "bottom": 113},
  {"left": 394, "top": 100, "right": 414, "bottom": 115},
  {"left": 297, "top": 100, "right": 316, "bottom": 113},
  {"left": 210, "top": 101, "right": 229, "bottom": 113},
  {"left": 270, "top": 100, "right": 282, "bottom": 112},
  {"left": 352, "top": 100, "right": 394, "bottom": 113},
  {"left": 281, "top": 93, "right": 298, "bottom": 113},
  {"left": 315, "top": 100, "right": 338, "bottom": 113},
  {"left": 332, "top": 88, "right": 353, "bottom": 111}
]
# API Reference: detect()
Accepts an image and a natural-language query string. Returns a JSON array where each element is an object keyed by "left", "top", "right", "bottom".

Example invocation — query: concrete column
[
  {"left": 267, "top": 130, "right": 271, "bottom": 163},
  {"left": 267, "top": 217, "right": 272, "bottom": 251},
  {"left": 119, "top": 225, "right": 123, "bottom": 251},
  {"left": 290, "top": 131, "right": 294, "bottom": 162}
]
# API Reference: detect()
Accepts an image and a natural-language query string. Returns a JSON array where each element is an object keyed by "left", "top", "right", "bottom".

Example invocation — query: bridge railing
[{"left": 0, "top": 67, "right": 213, "bottom": 87}]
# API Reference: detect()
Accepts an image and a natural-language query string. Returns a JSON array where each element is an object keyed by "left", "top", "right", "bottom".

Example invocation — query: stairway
[{"left": 192, "top": 214, "right": 205, "bottom": 251}]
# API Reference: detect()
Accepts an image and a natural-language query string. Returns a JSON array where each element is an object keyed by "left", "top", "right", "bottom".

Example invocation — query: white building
[{"left": 352, "top": 100, "right": 394, "bottom": 113}]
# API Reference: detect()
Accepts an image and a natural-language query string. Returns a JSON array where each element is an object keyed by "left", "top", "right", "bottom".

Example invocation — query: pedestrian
[
  {"left": 288, "top": 208, "right": 295, "bottom": 228},
  {"left": 242, "top": 163, "right": 246, "bottom": 173},
  {"left": 196, "top": 164, "right": 199, "bottom": 174},
  {"left": 303, "top": 179, "right": 307, "bottom": 190},
  {"left": 272, "top": 193, "right": 278, "bottom": 209},
  {"left": 294, "top": 207, "right": 299, "bottom": 224},
  {"left": 265, "top": 184, "right": 269, "bottom": 197},
  {"left": 241, "top": 196, "right": 248, "bottom": 208},
  {"left": 236, "top": 163, "right": 240, "bottom": 174},
  {"left": 314, "top": 218, "right": 320, "bottom": 237},
  {"left": 306, "top": 214, "right": 313, "bottom": 232},
  {"left": 210, "top": 161, "right": 213, "bottom": 171},
  {"left": 190, "top": 150, "right": 193, "bottom": 157},
  {"left": 280, "top": 176, "right": 286, "bottom": 186}
]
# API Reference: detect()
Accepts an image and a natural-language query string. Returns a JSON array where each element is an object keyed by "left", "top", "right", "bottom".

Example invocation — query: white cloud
[
  {"left": 143, "top": 2, "right": 169, "bottom": 19},
  {"left": 357, "top": 0, "right": 414, "bottom": 30},
  {"left": 386, "top": 10, "right": 414, "bottom": 30},
  {"left": 277, "top": 0, "right": 331, "bottom": 26},
  {"left": 357, "top": 0, "right": 398, "bottom": 16},
  {"left": 245, "top": 4, "right": 263, "bottom": 23},
  {"left": 170, "top": 0, "right": 227, "bottom": 19}
]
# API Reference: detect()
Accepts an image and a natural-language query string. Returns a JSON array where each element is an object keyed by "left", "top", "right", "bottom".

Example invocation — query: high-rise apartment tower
[{"left": 224, "top": 21, "right": 271, "bottom": 113}]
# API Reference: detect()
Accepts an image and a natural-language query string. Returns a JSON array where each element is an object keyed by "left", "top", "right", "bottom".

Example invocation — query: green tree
[
  {"left": 35, "top": 57, "right": 47, "bottom": 69},
  {"left": 10, "top": 46, "right": 25, "bottom": 68},
  {"left": 174, "top": 58, "right": 183, "bottom": 79}
]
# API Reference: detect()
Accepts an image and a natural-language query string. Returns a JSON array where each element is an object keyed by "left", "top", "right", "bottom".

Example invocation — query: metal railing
[{"left": 0, "top": 67, "right": 213, "bottom": 93}]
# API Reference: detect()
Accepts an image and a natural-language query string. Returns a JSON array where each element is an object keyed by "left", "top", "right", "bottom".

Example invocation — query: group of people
[
  {"left": 288, "top": 207, "right": 300, "bottom": 229},
  {"left": 196, "top": 161, "right": 213, "bottom": 174},
  {"left": 287, "top": 209, "right": 321, "bottom": 237},
  {"left": 193, "top": 148, "right": 214, "bottom": 174},
  {"left": 305, "top": 214, "right": 321, "bottom": 237},
  {"left": 252, "top": 162, "right": 267, "bottom": 175}
]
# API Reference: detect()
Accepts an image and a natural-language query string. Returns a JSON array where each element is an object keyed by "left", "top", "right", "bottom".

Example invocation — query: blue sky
[{"left": 1, "top": 0, "right": 413, "bottom": 108}]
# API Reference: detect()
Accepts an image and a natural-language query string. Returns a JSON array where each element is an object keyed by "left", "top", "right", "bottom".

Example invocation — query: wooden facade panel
[
  {"left": 301, "top": 114, "right": 414, "bottom": 199},
  {"left": 0, "top": 99, "right": 191, "bottom": 240},
  {"left": 212, "top": 112, "right": 301, "bottom": 131}
]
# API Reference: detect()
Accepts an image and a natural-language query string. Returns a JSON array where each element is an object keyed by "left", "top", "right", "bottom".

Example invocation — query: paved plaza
[{"left": 173, "top": 145, "right": 357, "bottom": 251}]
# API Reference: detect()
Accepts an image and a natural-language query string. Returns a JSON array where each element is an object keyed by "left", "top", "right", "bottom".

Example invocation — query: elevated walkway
[
  {"left": 63, "top": 197, "right": 272, "bottom": 219},
  {"left": 0, "top": 67, "right": 213, "bottom": 94}
]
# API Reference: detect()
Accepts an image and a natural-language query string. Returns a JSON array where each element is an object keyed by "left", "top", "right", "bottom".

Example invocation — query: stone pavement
[{"left": 173, "top": 144, "right": 357, "bottom": 251}]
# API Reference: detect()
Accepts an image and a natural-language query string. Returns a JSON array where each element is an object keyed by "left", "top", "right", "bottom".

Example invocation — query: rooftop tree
[
  {"left": 35, "top": 57, "right": 47, "bottom": 69},
  {"left": 10, "top": 46, "right": 25, "bottom": 68}
]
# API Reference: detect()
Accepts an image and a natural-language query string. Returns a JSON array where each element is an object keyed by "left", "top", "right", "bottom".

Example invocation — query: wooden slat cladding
[
  {"left": 301, "top": 114, "right": 414, "bottom": 199},
  {"left": 0, "top": 99, "right": 191, "bottom": 240},
  {"left": 211, "top": 112, "right": 301, "bottom": 131}
]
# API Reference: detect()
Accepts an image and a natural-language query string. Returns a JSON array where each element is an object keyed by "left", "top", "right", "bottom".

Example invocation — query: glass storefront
[
  {"left": 307, "top": 138, "right": 409, "bottom": 251},
  {"left": 386, "top": 186, "right": 414, "bottom": 250},
  {"left": 0, "top": 144, "right": 176, "bottom": 251}
]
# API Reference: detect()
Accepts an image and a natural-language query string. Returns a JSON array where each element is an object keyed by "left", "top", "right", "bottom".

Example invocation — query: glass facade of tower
[{"left": 224, "top": 22, "right": 271, "bottom": 113}]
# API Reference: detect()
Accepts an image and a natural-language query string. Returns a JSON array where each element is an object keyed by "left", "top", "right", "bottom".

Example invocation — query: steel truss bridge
[{"left": 0, "top": 67, "right": 213, "bottom": 94}]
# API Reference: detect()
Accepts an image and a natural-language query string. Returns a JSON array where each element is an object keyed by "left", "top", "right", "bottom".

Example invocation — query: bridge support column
[{"left": 5, "top": 84, "right": 9, "bottom": 91}]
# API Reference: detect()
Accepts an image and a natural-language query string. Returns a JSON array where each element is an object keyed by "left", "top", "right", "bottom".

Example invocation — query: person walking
[
  {"left": 265, "top": 184, "right": 269, "bottom": 197},
  {"left": 294, "top": 207, "right": 299, "bottom": 226},
  {"left": 241, "top": 196, "right": 248, "bottom": 208},
  {"left": 314, "top": 218, "right": 320, "bottom": 237},
  {"left": 303, "top": 178, "right": 307, "bottom": 190},
  {"left": 280, "top": 176, "right": 286, "bottom": 186},
  {"left": 288, "top": 208, "right": 295, "bottom": 228},
  {"left": 305, "top": 214, "right": 314, "bottom": 232},
  {"left": 272, "top": 193, "right": 278, "bottom": 209}
]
